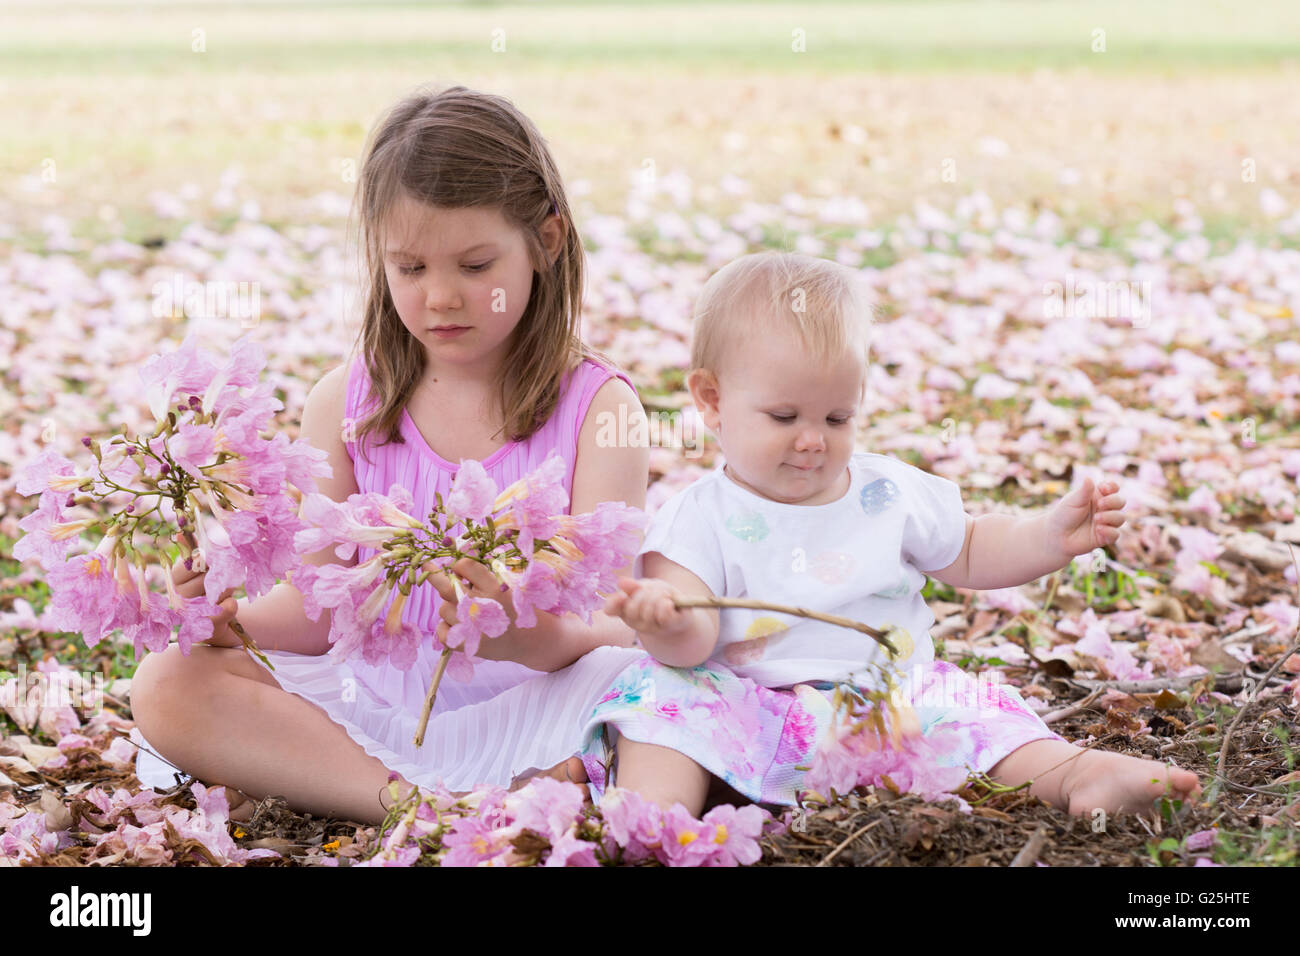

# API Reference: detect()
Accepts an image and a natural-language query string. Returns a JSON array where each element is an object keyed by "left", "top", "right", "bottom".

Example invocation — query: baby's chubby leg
[
  {"left": 989, "top": 738, "right": 1202, "bottom": 817},
  {"left": 614, "top": 737, "right": 711, "bottom": 817}
]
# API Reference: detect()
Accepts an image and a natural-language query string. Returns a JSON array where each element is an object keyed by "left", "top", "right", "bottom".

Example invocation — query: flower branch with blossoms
[
  {"left": 355, "top": 774, "right": 778, "bottom": 867},
  {"left": 289, "top": 450, "right": 649, "bottom": 747},
  {"left": 13, "top": 334, "right": 330, "bottom": 667}
]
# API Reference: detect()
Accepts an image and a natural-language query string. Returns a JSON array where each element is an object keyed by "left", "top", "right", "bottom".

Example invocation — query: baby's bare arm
[
  {"left": 605, "top": 552, "right": 720, "bottom": 667},
  {"left": 929, "top": 512, "right": 1072, "bottom": 591}
]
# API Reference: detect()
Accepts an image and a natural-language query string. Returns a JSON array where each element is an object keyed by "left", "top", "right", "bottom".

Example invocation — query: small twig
[
  {"left": 1222, "top": 623, "right": 1282, "bottom": 645},
  {"left": 413, "top": 648, "right": 452, "bottom": 748},
  {"left": 673, "top": 596, "right": 899, "bottom": 656},
  {"left": 1064, "top": 673, "right": 1252, "bottom": 695},
  {"left": 99, "top": 691, "right": 131, "bottom": 712},
  {"left": 1214, "top": 544, "right": 1300, "bottom": 790},
  {"left": 1041, "top": 687, "right": 1105, "bottom": 725},
  {"left": 1010, "top": 824, "right": 1049, "bottom": 867},
  {"left": 1203, "top": 770, "right": 1300, "bottom": 797},
  {"left": 816, "top": 816, "right": 883, "bottom": 867}
]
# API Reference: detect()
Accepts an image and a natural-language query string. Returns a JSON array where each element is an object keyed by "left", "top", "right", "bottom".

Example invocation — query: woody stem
[
  {"left": 670, "top": 596, "right": 898, "bottom": 656},
  {"left": 413, "top": 647, "right": 453, "bottom": 748}
]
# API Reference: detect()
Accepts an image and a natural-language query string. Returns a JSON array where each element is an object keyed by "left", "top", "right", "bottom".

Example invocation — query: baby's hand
[
  {"left": 1046, "top": 476, "right": 1128, "bottom": 559},
  {"left": 604, "top": 577, "right": 694, "bottom": 640}
]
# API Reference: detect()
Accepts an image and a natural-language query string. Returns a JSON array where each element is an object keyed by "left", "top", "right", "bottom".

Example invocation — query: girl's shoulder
[{"left": 560, "top": 355, "right": 637, "bottom": 450}]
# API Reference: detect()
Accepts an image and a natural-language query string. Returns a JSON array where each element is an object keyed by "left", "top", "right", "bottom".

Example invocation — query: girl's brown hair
[{"left": 344, "top": 84, "right": 618, "bottom": 466}]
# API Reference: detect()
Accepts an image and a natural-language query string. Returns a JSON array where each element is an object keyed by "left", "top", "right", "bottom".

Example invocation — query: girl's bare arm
[{"left": 504, "top": 375, "right": 650, "bottom": 672}]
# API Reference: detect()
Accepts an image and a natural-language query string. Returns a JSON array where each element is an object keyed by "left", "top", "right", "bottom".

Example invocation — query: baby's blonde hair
[{"left": 690, "top": 251, "right": 873, "bottom": 379}]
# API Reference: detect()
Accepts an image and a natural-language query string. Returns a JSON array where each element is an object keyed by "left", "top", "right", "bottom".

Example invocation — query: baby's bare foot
[{"left": 1060, "top": 749, "right": 1201, "bottom": 817}]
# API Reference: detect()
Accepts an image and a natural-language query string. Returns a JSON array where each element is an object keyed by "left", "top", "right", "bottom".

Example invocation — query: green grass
[{"left": 3, "top": 1, "right": 1300, "bottom": 76}]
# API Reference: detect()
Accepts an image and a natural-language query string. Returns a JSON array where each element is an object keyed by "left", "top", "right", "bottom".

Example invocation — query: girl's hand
[
  {"left": 1045, "top": 476, "right": 1128, "bottom": 559},
  {"left": 430, "top": 555, "right": 529, "bottom": 664},
  {"left": 170, "top": 552, "right": 241, "bottom": 648},
  {"left": 603, "top": 577, "right": 693, "bottom": 642}
]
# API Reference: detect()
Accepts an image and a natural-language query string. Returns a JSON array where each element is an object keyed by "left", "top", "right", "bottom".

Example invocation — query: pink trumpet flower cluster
[
  {"left": 12, "top": 334, "right": 330, "bottom": 659},
  {"left": 802, "top": 684, "right": 976, "bottom": 809},
  {"left": 355, "top": 775, "right": 774, "bottom": 867},
  {"left": 291, "top": 449, "right": 649, "bottom": 682}
]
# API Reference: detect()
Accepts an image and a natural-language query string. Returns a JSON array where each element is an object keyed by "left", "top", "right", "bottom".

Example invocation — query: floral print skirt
[{"left": 578, "top": 655, "right": 1065, "bottom": 808}]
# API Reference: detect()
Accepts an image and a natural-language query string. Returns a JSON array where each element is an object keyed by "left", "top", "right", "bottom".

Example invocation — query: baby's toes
[{"left": 1170, "top": 768, "right": 1202, "bottom": 799}]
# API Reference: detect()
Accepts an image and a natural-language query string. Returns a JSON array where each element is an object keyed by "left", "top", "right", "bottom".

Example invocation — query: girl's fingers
[
  {"left": 452, "top": 557, "right": 495, "bottom": 592},
  {"left": 175, "top": 576, "right": 206, "bottom": 601},
  {"left": 215, "top": 597, "right": 237, "bottom": 625},
  {"left": 430, "top": 575, "right": 453, "bottom": 601}
]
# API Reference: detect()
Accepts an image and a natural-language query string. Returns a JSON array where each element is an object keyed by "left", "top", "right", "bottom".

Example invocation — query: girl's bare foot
[
  {"left": 509, "top": 755, "right": 591, "bottom": 801},
  {"left": 220, "top": 788, "right": 257, "bottom": 823}
]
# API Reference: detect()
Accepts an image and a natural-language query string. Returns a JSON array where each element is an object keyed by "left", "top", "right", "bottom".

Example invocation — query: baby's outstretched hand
[
  {"left": 1046, "top": 476, "right": 1128, "bottom": 558},
  {"left": 604, "top": 577, "right": 693, "bottom": 639}
]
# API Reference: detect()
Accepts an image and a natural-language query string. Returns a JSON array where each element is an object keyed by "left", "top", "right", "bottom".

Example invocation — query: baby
[{"left": 599, "top": 250, "right": 1201, "bottom": 819}]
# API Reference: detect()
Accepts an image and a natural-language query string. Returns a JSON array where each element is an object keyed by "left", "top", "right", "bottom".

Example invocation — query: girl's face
[
  {"left": 689, "top": 324, "right": 866, "bottom": 506},
  {"left": 382, "top": 194, "right": 561, "bottom": 379}
]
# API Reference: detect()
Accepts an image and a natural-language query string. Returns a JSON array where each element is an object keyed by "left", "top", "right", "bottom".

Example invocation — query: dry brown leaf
[
  {"left": 1138, "top": 594, "right": 1187, "bottom": 622},
  {"left": 1223, "top": 532, "right": 1295, "bottom": 573},
  {"left": 18, "top": 743, "right": 59, "bottom": 769},
  {"left": 244, "top": 837, "right": 302, "bottom": 851},
  {"left": 0, "top": 754, "right": 40, "bottom": 785},
  {"left": 1190, "top": 639, "right": 1245, "bottom": 673},
  {"left": 1151, "top": 689, "right": 1187, "bottom": 711}
]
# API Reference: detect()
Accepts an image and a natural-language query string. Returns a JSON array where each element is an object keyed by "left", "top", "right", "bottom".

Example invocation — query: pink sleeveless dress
[{"left": 133, "top": 355, "right": 648, "bottom": 793}]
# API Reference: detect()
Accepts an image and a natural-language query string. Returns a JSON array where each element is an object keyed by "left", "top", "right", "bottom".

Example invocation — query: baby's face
[{"left": 693, "top": 327, "right": 865, "bottom": 506}]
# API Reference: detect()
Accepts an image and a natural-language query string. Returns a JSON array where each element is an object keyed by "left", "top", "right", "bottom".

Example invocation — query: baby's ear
[{"left": 686, "top": 368, "right": 721, "bottom": 411}]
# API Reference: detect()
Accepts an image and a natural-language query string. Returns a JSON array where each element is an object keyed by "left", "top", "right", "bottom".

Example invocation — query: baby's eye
[
  {"left": 768, "top": 414, "right": 795, "bottom": 423},
  {"left": 829, "top": 417, "right": 851, "bottom": 426}
]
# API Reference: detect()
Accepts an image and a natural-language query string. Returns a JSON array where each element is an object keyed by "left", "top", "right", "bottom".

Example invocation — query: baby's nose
[{"left": 794, "top": 428, "right": 826, "bottom": 451}]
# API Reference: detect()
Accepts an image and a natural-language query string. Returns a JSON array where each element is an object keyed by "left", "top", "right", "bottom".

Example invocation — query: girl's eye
[{"left": 396, "top": 262, "right": 493, "bottom": 276}]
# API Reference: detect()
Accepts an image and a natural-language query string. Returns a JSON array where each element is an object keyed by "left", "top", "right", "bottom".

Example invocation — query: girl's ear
[{"left": 540, "top": 213, "right": 565, "bottom": 267}]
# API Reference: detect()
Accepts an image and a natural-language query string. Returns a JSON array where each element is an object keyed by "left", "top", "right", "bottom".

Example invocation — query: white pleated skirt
[{"left": 131, "top": 643, "right": 647, "bottom": 794}]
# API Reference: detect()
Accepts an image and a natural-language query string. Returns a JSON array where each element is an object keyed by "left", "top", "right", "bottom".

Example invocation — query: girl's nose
[{"left": 424, "top": 277, "right": 463, "bottom": 312}]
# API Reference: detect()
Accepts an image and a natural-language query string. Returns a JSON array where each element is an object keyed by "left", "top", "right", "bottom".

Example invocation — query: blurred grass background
[{"left": 3, "top": 0, "right": 1299, "bottom": 244}]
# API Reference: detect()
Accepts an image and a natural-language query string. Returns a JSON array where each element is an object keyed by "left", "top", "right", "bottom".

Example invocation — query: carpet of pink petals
[{"left": 3, "top": 169, "right": 1300, "bottom": 865}]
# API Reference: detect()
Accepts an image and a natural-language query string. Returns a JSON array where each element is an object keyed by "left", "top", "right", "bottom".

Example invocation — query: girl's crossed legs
[{"left": 130, "top": 644, "right": 587, "bottom": 826}]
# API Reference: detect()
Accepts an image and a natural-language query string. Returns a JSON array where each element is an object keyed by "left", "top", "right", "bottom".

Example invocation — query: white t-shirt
[{"left": 634, "top": 452, "right": 968, "bottom": 688}]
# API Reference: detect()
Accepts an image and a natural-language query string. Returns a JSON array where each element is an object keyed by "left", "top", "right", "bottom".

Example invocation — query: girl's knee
[
  {"left": 130, "top": 645, "right": 246, "bottom": 724},
  {"left": 130, "top": 645, "right": 199, "bottom": 724}
]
